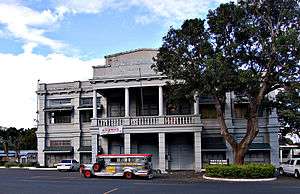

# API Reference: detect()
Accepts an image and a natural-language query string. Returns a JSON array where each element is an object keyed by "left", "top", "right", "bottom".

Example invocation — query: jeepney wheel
[
  {"left": 84, "top": 170, "right": 92, "bottom": 178},
  {"left": 93, "top": 163, "right": 101, "bottom": 172},
  {"left": 124, "top": 172, "right": 133, "bottom": 179}
]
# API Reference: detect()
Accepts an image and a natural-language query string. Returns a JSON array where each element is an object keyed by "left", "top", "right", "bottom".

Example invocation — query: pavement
[{"left": 0, "top": 169, "right": 299, "bottom": 194}]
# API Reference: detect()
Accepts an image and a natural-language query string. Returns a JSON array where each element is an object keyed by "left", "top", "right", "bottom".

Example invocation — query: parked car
[
  {"left": 279, "top": 158, "right": 300, "bottom": 178},
  {"left": 81, "top": 154, "right": 153, "bottom": 179},
  {"left": 57, "top": 159, "right": 80, "bottom": 171}
]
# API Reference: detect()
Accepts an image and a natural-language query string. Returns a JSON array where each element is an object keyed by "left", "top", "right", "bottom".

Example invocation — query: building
[{"left": 36, "top": 48, "right": 280, "bottom": 171}]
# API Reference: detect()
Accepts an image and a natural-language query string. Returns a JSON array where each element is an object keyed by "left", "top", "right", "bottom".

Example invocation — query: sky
[{"left": 0, "top": 0, "right": 231, "bottom": 128}]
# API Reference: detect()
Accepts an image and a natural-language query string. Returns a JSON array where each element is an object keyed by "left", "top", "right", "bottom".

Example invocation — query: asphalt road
[{"left": 0, "top": 169, "right": 299, "bottom": 194}]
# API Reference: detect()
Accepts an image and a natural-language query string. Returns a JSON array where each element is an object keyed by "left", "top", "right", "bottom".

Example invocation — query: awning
[
  {"left": 78, "top": 146, "right": 92, "bottom": 153},
  {"left": 249, "top": 143, "right": 271, "bottom": 151},
  {"left": 77, "top": 105, "right": 103, "bottom": 110},
  {"left": 44, "top": 146, "right": 73, "bottom": 153},
  {"left": 44, "top": 106, "right": 73, "bottom": 112}
]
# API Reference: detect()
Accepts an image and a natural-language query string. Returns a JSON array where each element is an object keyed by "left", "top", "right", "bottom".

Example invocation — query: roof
[
  {"left": 96, "top": 154, "right": 152, "bottom": 158},
  {"left": 104, "top": 48, "right": 158, "bottom": 58}
]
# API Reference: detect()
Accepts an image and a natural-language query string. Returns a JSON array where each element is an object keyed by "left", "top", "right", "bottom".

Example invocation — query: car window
[
  {"left": 290, "top": 160, "right": 295, "bottom": 165},
  {"left": 61, "top": 160, "right": 71, "bottom": 163},
  {"left": 72, "top": 160, "right": 78, "bottom": 163},
  {"left": 296, "top": 160, "right": 300, "bottom": 165},
  {"left": 286, "top": 160, "right": 291, "bottom": 164}
]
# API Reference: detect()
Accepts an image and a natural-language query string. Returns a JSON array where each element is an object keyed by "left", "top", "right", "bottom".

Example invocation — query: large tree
[{"left": 153, "top": 0, "right": 300, "bottom": 164}]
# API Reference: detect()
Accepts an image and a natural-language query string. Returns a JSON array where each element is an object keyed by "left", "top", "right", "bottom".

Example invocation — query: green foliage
[
  {"left": 4, "top": 162, "right": 18, "bottom": 168},
  {"left": 206, "top": 164, "right": 276, "bottom": 178},
  {"left": 276, "top": 83, "right": 300, "bottom": 134}
]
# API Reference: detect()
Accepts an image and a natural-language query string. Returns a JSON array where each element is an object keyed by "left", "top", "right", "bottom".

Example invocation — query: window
[
  {"left": 234, "top": 104, "right": 249, "bottom": 118},
  {"left": 167, "top": 102, "right": 191, "bottom": 115},
  {"left": 49, "top": 111, "right": 72, "bottom": 123},
  {"left": 296, "top": 160, "right": 300, "bottom": 165},
  {"left": 80, "top": 110, "right": 93, "bottom": 123},
  {"left": 80, "top": 97, "right": 100, "bottom": 106},
  {"left": 48, "top": 99, "right": 71, "bottom": 107},
  {"left": 290, "top": 160, "right": 295, "bottom": 165},
  {"left": 108, "top": 96, "right": 125, "bottom": 117},
  {"left": 137, "top": 95, "right": 158, "bottom": 116},
  {"left": 50, "top": 140, "right": 71, "bottom": 147},
  {"left": 200, "top": 104, "right": 217, "bottom": 119}
]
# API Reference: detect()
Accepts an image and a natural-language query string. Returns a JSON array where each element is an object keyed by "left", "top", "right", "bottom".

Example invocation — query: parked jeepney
[{"left": 81, "top": 154, "right": 154, "bottom": 179}]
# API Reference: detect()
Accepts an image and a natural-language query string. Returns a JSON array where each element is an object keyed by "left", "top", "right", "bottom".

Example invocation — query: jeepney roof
[{"left": 96, "top": 154, "right": 152, "bottom": 158}]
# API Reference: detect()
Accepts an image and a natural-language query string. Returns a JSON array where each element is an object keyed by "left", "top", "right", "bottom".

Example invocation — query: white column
[
  {"left": 92, "top": 90, "right": 97, "bottom": 119},
  {"left": 124, "top": 134, "right": 131, "bottom": 154},
  {"left": 194, "top": 91, "right": 199, "bottom": 115},
  {"left": 37, "top": 135, "right": 46, "bottom": 166},
  {"left": 194, "top": 131, "right": 202, "bottom": 172},
  {"left": 159, "top": 86, "right": 163, "bottom": 116},
  {"left": 158, "top": 133, "right": 166, "bottom": 173},
  {"left": 100, "top": 136, "right": 109, "bottom": 154},
  {"left": 91, "top": 133, "right": 98, "bottom": 163},
  {"left": 73, "top": 136, "right": 80, "bottom": 162},
  {"left": 125, "top": 87, "right": 130, "bottom": 117},
  {"left": 280, "top": 149, "right": 283, "bottom": 163}
]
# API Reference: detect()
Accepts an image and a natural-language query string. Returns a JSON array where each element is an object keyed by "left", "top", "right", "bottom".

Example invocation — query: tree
[
  {"left": 0, "top": 130, "right": 9, "bottom": 161},
  {"left": 276, "top": 82, "right": 300, "bottom": 135},
  {"left": 20, "top": 128, "right": 37, "bottom": 150},
  {"left": 153, "top": 0, "right": 300, "bottom": 164}
]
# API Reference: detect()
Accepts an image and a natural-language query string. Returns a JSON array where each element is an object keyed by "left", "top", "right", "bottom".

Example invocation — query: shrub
[
  {"left": 205, "top": 164, "right": 276, "bottom": 178},
  {"left": 4, "top": 162, "right": 18, "bottom": 168},
  {"left": 0, "top": 161, "right": 6, "bottom": 166},
  {"left": 18, "top": 163, "right": 24, "bottom": 168}
]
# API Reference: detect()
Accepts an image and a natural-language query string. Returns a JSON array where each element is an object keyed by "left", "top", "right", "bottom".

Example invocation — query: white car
[
  {"left": 57, "top": 159, "right": 80, "bottom": 171},
  {"left": 279, "top": 158, "right": 300, "bottom": 178}
]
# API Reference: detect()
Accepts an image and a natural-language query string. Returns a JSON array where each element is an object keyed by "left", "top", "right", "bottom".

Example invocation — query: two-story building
[{"left": 36, "top": 48, "right": 280, "bottom": 171}]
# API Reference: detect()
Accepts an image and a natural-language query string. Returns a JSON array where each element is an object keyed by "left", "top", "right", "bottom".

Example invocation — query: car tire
[
  {"left": 279, "top": 167, "right": 284, "bottom": 175},
  {"left": 124, "top": 172, "right": 133, "bottom": 179},
  {"left": 294, "top": 170, "right": 299, "bottom": 178},
  {"left": 84, "top": 170, "right": 92, "bottom": 178}
]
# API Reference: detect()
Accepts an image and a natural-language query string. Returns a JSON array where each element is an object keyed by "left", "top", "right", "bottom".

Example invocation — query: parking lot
[{"left": 0, "top": 169, "right": 300, "bottom": 194}]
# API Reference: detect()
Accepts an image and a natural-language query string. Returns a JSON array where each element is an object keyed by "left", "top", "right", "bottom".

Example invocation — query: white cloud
[
  {"left": 0, "top": 49, "right": 104, "bottom": 128},
  {"left": 0, "top": 3, "right": 65, "bottom": 50}
]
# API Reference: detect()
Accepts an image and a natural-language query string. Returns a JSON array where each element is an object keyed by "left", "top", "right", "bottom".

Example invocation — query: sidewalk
[{"left": 0, "top": 166, "right": 57, "bottom": 171}]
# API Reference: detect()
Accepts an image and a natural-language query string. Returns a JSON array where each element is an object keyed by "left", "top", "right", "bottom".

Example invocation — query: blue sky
[{"left": 0, "top": 0, "right": 231, "bottom": 128}]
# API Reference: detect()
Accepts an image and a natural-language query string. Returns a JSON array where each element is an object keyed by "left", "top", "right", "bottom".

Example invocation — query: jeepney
[{"left": 81, "top": 154, "right": 153, "bottom": 179}]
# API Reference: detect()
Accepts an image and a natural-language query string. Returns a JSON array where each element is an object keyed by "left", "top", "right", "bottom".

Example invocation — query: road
[{"left": 0, "top": 169, "right": 299, "bottom": 194}]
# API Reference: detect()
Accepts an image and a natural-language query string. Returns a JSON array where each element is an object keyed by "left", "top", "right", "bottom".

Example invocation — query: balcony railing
[{"left": 93, "top": 115, "right": 201, "bottom": 127}]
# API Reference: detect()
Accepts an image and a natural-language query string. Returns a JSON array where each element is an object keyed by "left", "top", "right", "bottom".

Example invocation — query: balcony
[{"left": 93, "top": 115, "right": 201, "bottom": 127}]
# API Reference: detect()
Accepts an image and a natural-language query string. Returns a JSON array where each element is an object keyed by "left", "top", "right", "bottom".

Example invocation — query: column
[
  {"left": 194, "top": 91, "right": 199, "bottom": 115},
  {"left": 124, "top": 133, "right": 131, "bottom": 154},
  {"left": 91, "top": 133, "right": 98, "bottom": 163},
  {"left": 225, "top": 92, "right": 233, "bottom": 128},
  {"left": 37, "top": 134, "right": 46, "bottom": 167},
  {"left": 73, "top": 136, "right": 80, "bottom": 162},
  {"left": 92, "top": 89, "right": 97, "bottom": 119},
  {"left": 268, "top": 108, "right": 280, "bottom": 167},
  {"left": 125, "top": 87, "right": 130, "bottom": 117},
  {"left": 158, "top": 133, "right": 166, "bottom": 173},
  {"left": 158, "top": 86, "right": 163, "bottom": 116},
  {"left": 194, "top": 131, "right": 202, "bottom": 172}
]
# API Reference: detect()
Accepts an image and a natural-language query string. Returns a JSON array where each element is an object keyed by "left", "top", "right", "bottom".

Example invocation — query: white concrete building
[{"left": 36, "top": 48, "right": 280, "bottom": 171}]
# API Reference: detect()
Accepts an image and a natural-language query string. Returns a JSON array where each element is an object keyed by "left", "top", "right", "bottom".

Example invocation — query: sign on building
[{"left": 100, "top": 126, "right": 123, "bottom": 135}]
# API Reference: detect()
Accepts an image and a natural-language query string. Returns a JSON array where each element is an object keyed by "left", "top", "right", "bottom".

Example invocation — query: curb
[
  {"left": 0, "top": 166, "right": 57, "bottom": 171},
  {"left": 203, "top": 175, "right": 277, "bottom": 182}
]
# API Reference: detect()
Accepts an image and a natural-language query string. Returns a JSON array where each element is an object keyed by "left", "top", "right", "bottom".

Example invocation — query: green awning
[
  {"left": 44, "top": 106, "right": 73, "bottom": 112},
  {"left": 249, "top": 143, "right": 271, "bottom": 150},
  {"left": 44, "top": 146, "right": 73, "bottom": 153},
  {"left": 78, "top": 146, "right": 92, "bottom": 152}
]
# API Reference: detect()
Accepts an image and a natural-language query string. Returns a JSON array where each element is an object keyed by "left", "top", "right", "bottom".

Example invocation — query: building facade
[{"left": 36, "top": 48, "right": 280, "bottom": 171}]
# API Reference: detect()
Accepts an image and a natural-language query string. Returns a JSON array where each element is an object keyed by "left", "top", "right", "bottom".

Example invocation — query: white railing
[
  {"left": 94, "top": 115, "right": 200, "bottom": 127},
  {"left": 164, "top": 115, "right": 195, "bottom": 125},
  {"left": 130, "top": 116, "right": 159, "bottom": 125},
  {"left": 97, "top": 117, "right": 124, "bottom": 126}
]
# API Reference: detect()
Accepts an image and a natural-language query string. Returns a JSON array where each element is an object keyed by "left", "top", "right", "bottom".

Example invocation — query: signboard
[
  {"left": 100, "top": 126, "right": 123, "bottom": 135},
  {"left": 209, "top": 159, "right": 229, "bottom": 165}
]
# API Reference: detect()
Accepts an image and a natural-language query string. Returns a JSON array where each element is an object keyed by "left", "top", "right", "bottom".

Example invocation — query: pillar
[
  {"left": 268, "top": 108, "right": 280, "bottom": 167},
  {"left": 159, "top": 86, "right": 163, "bottom": 116},
  {"left": 37, "top": 134, "right": 46, "bottom": 167},
  {"left": 73, "top": 135, "right": 80, "bottom": 162},
  {"left": 194, "top": 91, "right": 199, "bottom": 115},
  {"left": 100, "top": 136, "right": 109, "bottom": 154},
  {"left": 158, "top": 133, "right": 166, "bottom": 173},
  {"left": 124, "top": 133, "right": 131, "bottom": 154},
  {"left": 194, "top": 131, "right": 202, "bottom": 172},
  {"left": 92, "top": 89, "right": 97, "bottom": 119},
  {"left": 125, "top": 87, "right": 130, "bottom": 117},
  {"left": 91, "top": 132, "right": 98, "bottom": 163}
]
